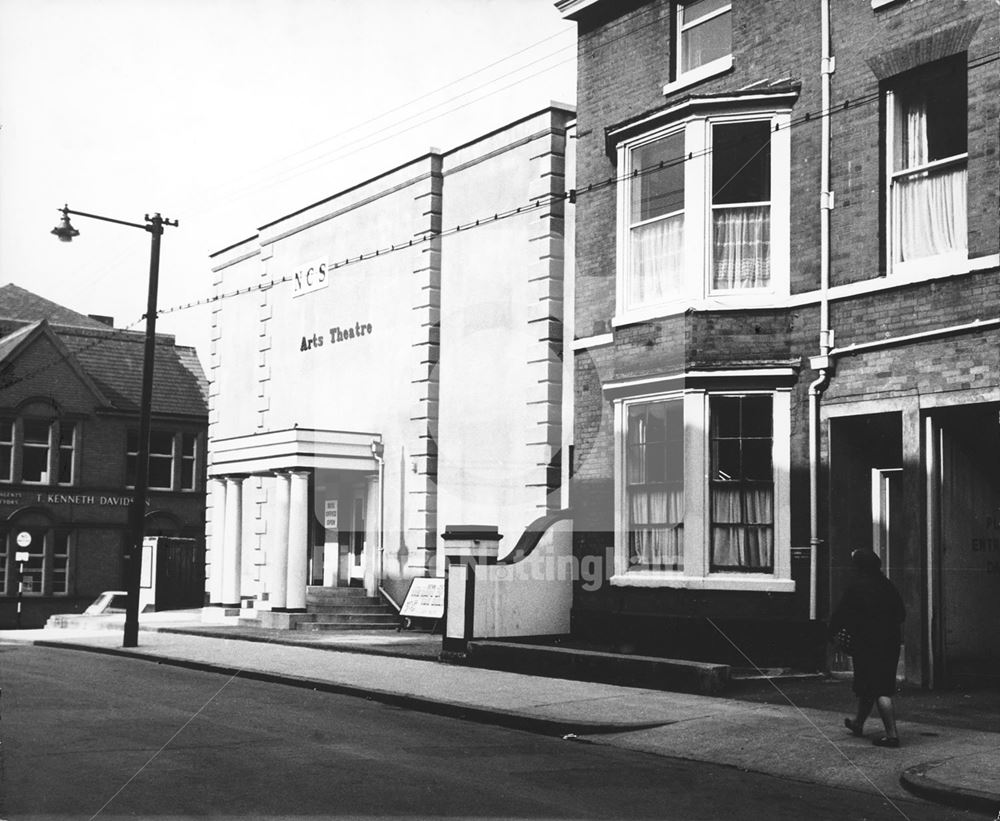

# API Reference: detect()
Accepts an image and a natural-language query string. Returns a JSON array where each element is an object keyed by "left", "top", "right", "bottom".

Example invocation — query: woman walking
[{"left": 829, "top": 548, "right": 906, "bottom": 748}]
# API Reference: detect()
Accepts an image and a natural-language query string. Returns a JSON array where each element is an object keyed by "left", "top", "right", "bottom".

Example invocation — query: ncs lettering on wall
[{"left": 291, "top": 257, "right": 329, "bottom": 298}]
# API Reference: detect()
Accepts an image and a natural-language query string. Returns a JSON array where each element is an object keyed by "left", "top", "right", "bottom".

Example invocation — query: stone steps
[{"left": 299, "top": 586, "right": 398, "bottom": 631}]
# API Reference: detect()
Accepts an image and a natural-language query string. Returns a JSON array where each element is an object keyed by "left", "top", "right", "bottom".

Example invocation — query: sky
[{"left": 0, "top": 0, "right": 576, "bottom": 366}]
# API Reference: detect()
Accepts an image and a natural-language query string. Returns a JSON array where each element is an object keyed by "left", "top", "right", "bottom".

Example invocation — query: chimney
[{"left": 88, "top": 314, "right": 114, "bottom": 327}]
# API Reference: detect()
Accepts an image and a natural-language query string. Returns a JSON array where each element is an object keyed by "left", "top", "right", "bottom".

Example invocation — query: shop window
[
  {"left": 617, "top": 107, "right": 790, "bottom": 320},
  {"left": 673, "top": 0, "right": 732, "bottom": 89},
  {"left": 127, "top": 430, "right": 201, "bottom": 491},
  {"left": 613, "top": 388, "right": 792, "bottom": 590},
  {"left": 4, "top": 528, "right": 73, "bottom": 596},
  {"left": 886, "top": 57, "right": 967, "bottom": 272},
  {"left": 0, "top": 418, "right": 77, "bottom": 486}
]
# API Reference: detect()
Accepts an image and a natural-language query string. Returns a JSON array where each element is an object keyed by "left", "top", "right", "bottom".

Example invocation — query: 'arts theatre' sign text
[{"left": 300, "top": 321, "right": 373, "bottom": 352}]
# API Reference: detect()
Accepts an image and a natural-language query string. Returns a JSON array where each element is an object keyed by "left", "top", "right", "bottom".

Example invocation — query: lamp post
[{"left": 52, "top": 204, "right": 178, "bottom": 648}]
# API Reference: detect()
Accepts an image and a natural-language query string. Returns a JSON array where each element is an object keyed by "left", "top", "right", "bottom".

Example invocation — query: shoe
[
  {"left": 844, "top": 718, "right": 864, "bottom": 737},
  {"left": 873, "top": 736, "right": 900, "bottom": 748}
]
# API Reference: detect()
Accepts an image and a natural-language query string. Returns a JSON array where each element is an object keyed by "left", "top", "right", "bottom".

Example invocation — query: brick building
[
  {"left": 557, "top": 0, "right": 998, "bottom": 685},
  {"left": 0, "top": 285, "right": 208, "bottom": 627}
]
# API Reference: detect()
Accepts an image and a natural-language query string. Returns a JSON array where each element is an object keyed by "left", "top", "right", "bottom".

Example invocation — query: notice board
[{"left": 399, "top": 577, "right": 445, "bottom": 619}]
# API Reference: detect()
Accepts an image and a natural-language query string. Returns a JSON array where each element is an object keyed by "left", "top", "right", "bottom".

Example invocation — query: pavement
[{"left": 2, "top": 610, "right": 998, "bottom": 817}]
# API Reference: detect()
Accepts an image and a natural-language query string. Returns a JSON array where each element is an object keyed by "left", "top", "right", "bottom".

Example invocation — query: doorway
[
  {"left": 931, "top": 404, "right": 1000, "bottom": 685},
  {"left": 348, "top": 494, "right": 366, "bottom": 586}
]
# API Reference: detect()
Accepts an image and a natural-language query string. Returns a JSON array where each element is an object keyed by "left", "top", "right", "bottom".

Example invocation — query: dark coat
[{"left": 829, "top": 570, "right": 905, "bottom": 698}]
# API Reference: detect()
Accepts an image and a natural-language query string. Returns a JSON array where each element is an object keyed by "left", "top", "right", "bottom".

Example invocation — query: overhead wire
[{"left": 12, "top": 49, "right": 999, "bottom": 391}]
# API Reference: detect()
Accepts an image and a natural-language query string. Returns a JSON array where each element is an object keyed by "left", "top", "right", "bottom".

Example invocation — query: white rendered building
[{"left": 206, "top": 106, "right": 575, "bottom": 619}]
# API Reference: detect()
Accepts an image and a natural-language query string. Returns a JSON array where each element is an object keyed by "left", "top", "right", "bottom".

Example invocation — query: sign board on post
[
  {"left": 399, "top": 577, "right": 445, "bottom": 620},
  {"left": 15, "top": 531, "right": 31, "bottom": 548},
  {"left": 15, "top": 551, "right": 29, "bottom": 563}
]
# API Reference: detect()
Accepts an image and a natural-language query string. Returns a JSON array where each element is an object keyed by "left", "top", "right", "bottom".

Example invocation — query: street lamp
[{"left": 51, "top": 204, "right": 178, "bottom": 648}]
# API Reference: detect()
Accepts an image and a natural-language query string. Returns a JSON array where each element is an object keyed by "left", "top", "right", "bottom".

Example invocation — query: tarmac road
[{"left": 0, "top": 643, "right": 980, "bottom": 820}]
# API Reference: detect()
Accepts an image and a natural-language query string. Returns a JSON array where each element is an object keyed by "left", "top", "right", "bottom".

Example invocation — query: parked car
[{"left": 83, "top": 591, "right": 129, "bottom": 615}]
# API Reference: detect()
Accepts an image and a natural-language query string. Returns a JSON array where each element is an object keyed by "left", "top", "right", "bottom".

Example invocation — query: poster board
[{"left": 399, "top": 577, "right": 445, "bottom": 619}]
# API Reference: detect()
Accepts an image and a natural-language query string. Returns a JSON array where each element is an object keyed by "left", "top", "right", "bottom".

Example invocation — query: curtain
[
  {"left": 893, "top": 93, "right": 967, "bottom": 262},
  {"left": 629, "top": 214, "right": 684, "bottom": 307},
  {"left": 629, "top": 486, "right": 684, "bottom": 570},
  {"left": 710, "top": 484, "right": 773, "bottom": 569},
  {"left": 712, "top": 206, "right": 770, "bottom": 290},
  {"left": 893, "top": 165, "right": 967, "bottom": 262}
]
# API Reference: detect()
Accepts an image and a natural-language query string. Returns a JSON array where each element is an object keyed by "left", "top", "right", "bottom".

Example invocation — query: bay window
[
  {"left": 886, "top": 57, "right": 967, "bottom": 271},
  {"left": 616, "top": 101, "right": 790, "bottom": 320},
  {"left": 613, "top": 383, "right": 792, "bottom": 590}
]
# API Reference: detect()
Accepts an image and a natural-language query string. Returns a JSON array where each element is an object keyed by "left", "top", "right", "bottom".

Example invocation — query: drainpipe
[{"left": 809, "top": 0, "right": 835, "bottom": 621}]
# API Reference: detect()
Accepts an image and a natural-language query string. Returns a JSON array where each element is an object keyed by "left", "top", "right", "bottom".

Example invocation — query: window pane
[
  {"left": 713, "top": 440, "right": 740, "bottom": 480},
  {"left": 741, "top": 396, "right": 773, "bottom": 437},
  {"left": 682, "top": 0, "right": 729, "bottom": 24},
  {"left": 149, "top": 431, "right": 174, "bottom": 456},
  {"left": 713, "top": 122, "right": 771, "bottom": 205},
  {"left": 626, "top": 400, "right": 684, "bottom": 571},
  {"left": 681, "top": 8, "right": 731, "bottom": 73},
  {"left": 126, "top": 455, "right": 137, "bottom": 487},
  {"left": 57, "top": 422, "right": 75, "bottom": 485},
  {"left": 127, "top": 430, "right": 138, "bottom": 454},
  {"left": 894, "top": 59, "right": 967, "bottom": 170},
  {"left": 23, "top": 419, "right": 50, "bottom": 444},
  {"left": 0, "top": 446, "right": 10, "bottom": 481},
  {"left": 22, "top": 447, "right": 48, "bottom": 482},
  {"left": 149, "top": 456, "right": 172, "bottom": 489},
  {"left": 709, "top": 396, "right": 774, "bottom": 571},
  {"left": 631, "top": 133, "right": 685, "bottom": 222},
  {"left": 52, "top": 532, "right": 70, "bottom": 595},
  {"left": 182, "top": 433, "right": 196, "bottom": 457},
  {"left": 181, "top": 460, "right": 195, "bottom": 490},
  {"left": 742, "top": 440, "right": 772, "bottom": 480},
  {"left": 0, "top": 421, "right": 12, "bottom": 442}
]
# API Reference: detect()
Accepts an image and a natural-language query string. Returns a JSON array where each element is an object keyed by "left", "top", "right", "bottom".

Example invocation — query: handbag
[{"left": 833, "top": 627, "right": 854, "bottom": 655}]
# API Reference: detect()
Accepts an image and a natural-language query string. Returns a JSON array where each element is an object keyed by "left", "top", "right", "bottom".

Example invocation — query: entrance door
[
  {"left": 937, "top": 411, "right": 1000, "bottom": 683},
  {"left": 348, "top": 494, "right": 366, "bottom": 586}
]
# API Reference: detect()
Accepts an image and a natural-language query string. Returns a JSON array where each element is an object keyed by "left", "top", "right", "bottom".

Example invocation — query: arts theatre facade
[
  {"left": 558, "top": 0, "right": 998, "bottom": 685},
  {"left": 0, "top": 285, "right": 208, "bottom": 627},
  {"left": 206, "top": 107, "right": 575, "bottom": 620}
]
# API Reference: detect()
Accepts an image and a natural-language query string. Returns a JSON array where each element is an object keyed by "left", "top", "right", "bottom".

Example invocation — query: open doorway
[{"left": 931, "top": 404, "right": 1000, "bottom": 686}]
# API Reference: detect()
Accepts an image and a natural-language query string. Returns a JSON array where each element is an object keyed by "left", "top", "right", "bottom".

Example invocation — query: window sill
[
  {"left": 613, "top": 290, "right": 787, "bottom": 328},
  {"left": 663, "top": 55, "right": 733, "bottom": 97},
  {"left": 871, "top": 0, "right": 906, "bottom": 9},
  {"left": 609, "top": 573, "right": 795, "bottom": 592},
  {"left": 890, "top": 251, "right": 969, "bottom": 282}
]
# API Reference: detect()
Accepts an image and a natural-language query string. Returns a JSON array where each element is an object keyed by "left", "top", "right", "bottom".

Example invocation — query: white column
[
  {"left": 206, "top": 477, "right": 227, "bottom": 606},
  {"left": 221, "top": 475, "right": 246, "bottom": 607},
  {"left": 269, "top": 471, "right": 290, "bottom": 609},
  {"left": 286, "top": 469, "right": 311, "bottom": 611}
]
